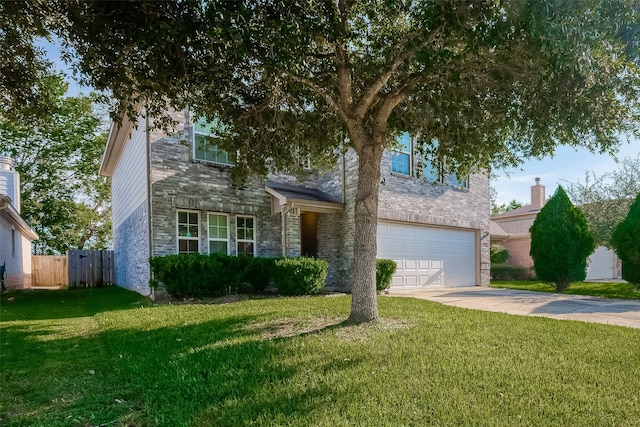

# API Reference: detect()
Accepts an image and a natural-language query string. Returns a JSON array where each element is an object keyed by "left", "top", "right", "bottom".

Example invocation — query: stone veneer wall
[
  {"left": 320, "top": 148, "right": 491, "bottom": 289},
  {"left": 113, "top": 203, "right": 150, "bottom": 294},
  {"left": 149, "top": 111, "right": 311, "bottom": 260},
  {"left": 145, "top": 112, "right": 490, "bottom": 289}
]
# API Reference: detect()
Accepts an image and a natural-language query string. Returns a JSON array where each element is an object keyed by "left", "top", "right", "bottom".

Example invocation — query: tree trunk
[{"left": 347, "top": 142, "right": 384, "bottom": 324}]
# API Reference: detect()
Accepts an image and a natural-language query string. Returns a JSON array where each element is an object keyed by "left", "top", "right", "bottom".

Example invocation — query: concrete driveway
[{"left": 387, "top": 287, "right": 640, "bottom": 329}]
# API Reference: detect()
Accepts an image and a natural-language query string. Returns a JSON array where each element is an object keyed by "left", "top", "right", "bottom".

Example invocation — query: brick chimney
[
  {"left": 0, "top": 156, "right": 20, "bottom": 212},
  {"left": 531, "top": 177, "right": 545, "bottom": 209}
]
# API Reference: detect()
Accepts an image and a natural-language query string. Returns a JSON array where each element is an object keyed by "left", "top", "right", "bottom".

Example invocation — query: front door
[{"left": 300, "top": 212, "right": 318, "bottom": 257}]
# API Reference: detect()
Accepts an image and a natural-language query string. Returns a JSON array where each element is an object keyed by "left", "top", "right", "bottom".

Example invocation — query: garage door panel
[{"left": 377, "top": 222, "right": 475, "bottom": 288}]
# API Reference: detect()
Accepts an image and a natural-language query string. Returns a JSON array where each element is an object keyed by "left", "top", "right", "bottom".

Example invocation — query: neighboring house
[
  {"left": 491, "top": 178, "right": 622, "bottom": 281},
  {"left": 0, "top": 156, "right": 38, "bottom": 289},
  {"left": 100, "top": 109, "right": 491, "bottom": 295}
]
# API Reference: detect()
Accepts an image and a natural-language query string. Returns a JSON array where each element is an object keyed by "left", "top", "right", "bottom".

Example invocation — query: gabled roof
[
  {"left": 266, "top": 181, "right": 343, "bottom": 214},
  {"left": 100, "top": 106, "right": 142, "bottom": 177},
  {"left": 491, "top": 204, "right": 541, "bottom": 219},
  {"left": 490, "top": 220, "right": 508, "bottom": 239}
]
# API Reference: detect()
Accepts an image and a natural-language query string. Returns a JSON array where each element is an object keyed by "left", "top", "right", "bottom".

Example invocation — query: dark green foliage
[
  {"left": 611, "top": 193, "right": 640, "bottom": 287},
  {"left": 491, "top": 264, "right": 535, "bottom": 281},
  {"left": 530, "top": 186, "right": 595, "bottom": 293},
  {"left": 376, "top": 259, "right": 397, "bottom": 292},
  {"left": 149, "top": 254, "right": 279, "bottom": 298},
  {"left": 490, "top": 244, "right": 510, "bottom": 264},
  {"left": 0, "top": 74, "right": 111, "bottom": 254},
  {"left": 274, "top": 257, "right": 328, "bottom": 296},
  {"left": 245, "top": 256, "right": 280, "bottom": 293}
]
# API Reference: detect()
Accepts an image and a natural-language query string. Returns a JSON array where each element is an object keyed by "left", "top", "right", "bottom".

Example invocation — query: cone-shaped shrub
[
  {"left": 611, "top": 193, "right": 640, "bottom": 288},
  {"left": 529, "top": 186, "right": 595, "bottom": 292}
]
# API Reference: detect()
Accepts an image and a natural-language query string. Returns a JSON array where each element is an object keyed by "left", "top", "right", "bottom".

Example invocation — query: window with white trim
[
  {"left": 391, "top": 132, "right": 412, "bottom": 175},
  {"left": 423, "top": 140, "right": 468, "bottom": 189},
  {"left": 236, "top": 215, "right": 256, "bottom": 257},
  {"left": 193, "top": 118, "right": 233, "bottom": 165},
  {"left": 177, "top": 210, "right": 200, "bottom": 254},
  {"left": 423, "top": 158, "right": 468, "bottom": 189},
  {"left": 208, "top": 213, "right": 229, "bottom": 255}
]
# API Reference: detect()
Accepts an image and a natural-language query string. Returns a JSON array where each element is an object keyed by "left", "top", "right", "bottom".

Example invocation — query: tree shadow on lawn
[
  {"left": 0, "top": 286, "right": 149, "bottom": 321},
  {"left": 1, "top": 305, "right": 372, "bottom": 426}
]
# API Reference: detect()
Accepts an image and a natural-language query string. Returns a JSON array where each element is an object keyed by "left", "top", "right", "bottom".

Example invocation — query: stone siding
[
  {"left": 113, "top": 202, "right": 150, "bottom": 294},
  {"left": 320, "top": 148, "right": 491, "bottom": 288},
  {"left": 149, "top": 112, "right": 310, "bottom": 260}
]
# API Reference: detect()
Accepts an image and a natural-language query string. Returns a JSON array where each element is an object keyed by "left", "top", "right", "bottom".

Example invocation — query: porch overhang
[{"left": 265, "top": 181, "right": 343, "bottom": 214}]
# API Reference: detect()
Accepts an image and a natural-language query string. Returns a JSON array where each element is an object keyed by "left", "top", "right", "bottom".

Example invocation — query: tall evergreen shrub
[
  {"left": 611, "top": 193, "right": 640, "bottom": 288},
  {"left": 529, "top": 186, "right": 595, "bottom": 292}
]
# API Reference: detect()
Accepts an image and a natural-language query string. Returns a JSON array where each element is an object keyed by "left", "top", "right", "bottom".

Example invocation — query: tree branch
[
  {"left": 354, "top": 26, "right": 444, "bottom": 119},
  {"left": 283, "top": 72, "right": 348, "bottom": 122}
]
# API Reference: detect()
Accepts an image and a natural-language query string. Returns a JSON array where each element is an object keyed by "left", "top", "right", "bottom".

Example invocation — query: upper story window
[
  {"left": 391, "top": 132, "right": 412, "bottom": 176},
  {"left": 193, "top": 118, "right": 233, "bottom": 165},
  {"left": 424, "top": 153, "right": 468, "bottom": 190}
]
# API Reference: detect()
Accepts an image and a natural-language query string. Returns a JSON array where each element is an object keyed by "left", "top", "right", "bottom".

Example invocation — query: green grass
[
  {"left": 2, "top": 287, "right": 640, "bottom": 426},
  {"left": 491, "top": 280, "right": 640, "bottom": 300}
]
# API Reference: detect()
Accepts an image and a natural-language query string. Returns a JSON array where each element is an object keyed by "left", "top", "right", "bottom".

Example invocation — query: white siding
[
  {"left": 111, "top": 115, "right": 149, "bottom": 229},
  {"left": 0, "top": 214, "right": 32, "bottom": 289}
]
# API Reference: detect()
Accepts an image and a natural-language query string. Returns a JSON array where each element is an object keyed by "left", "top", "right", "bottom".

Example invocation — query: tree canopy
[
  {"left": 0, "top": 74, "right": 111, "bottom": 254},
  {"left": 10, "top": 0, "right": 639, "bottom": 321},
  {"left": 566, "top": 156, "right": 640, "bottom": 247}
]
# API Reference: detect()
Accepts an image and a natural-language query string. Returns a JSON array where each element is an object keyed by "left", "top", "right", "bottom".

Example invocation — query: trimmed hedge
[
  {"left": 491, "top": 263, "right": 534, "bottom": 281},
  {"left": 274, "top": 257, "right": 328, "bottom": 296},
  {"left": 149, "top": 254, "right": 279, "bottom": 298},
  {"left": 376, "top": 259, "right": 397, "bottom": 292}
]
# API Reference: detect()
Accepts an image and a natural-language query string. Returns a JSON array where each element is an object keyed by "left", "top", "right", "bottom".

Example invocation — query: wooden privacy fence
[
  {"left": 32, "top": 250, "right": 115, "bottom": 288},
  {"left": 32, "top": 256, "right": 68, "bottom": 288}
]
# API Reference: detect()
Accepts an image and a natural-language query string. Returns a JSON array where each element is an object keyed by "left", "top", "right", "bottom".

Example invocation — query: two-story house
[{"left": 100, "top": 109, "right": 491, "bottom": 295}]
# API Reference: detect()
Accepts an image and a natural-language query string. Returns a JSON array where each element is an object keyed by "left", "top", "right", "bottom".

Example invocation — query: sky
[
  {"left": 39, "top": 39, "right": 640, "bottom": 205},
  {"left": 492, "top": 139, "right": 640, "bottom": 206}
]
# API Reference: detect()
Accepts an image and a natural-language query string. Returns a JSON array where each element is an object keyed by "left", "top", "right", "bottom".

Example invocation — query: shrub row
[
  {"left": 149, "top": 254, "right": 330, "bottom": 297},
  {"left": 491, "top": 263, "right": 535, "bottom": 281},
  {"left": 150, "top": 254, "right": 399, "bottom": 298}
]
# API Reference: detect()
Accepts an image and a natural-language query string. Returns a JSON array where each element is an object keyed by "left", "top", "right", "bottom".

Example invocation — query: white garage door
[{"left": 377, "top": 222, "right": 476, "bottom": 288}]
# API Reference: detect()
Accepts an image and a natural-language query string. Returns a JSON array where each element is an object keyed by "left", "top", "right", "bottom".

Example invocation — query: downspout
[
  {"left": 145, "top": 111, "right": 154, "bottom": 299},
  {"left": 341, "top": 149, "right": 346, "bottom": 204}
]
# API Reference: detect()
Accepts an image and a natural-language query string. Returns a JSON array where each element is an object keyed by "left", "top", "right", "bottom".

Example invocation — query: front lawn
[
  {"left": 491, "top": 280, "right": 640, "bottom": 300},
  {"left": 2, "top": 287, "right": 640, "bottom": 426}
]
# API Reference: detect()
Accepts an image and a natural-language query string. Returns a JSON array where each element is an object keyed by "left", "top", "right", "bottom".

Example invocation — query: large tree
[
  {"left": 24, "top": 0, "right": 640, "bottom": 322},
  {"left": 0, "top": 74, "right": 111, "bottom": 254},
  {"left": 566, "top": 156, "right": 640, "bottom": 247}
]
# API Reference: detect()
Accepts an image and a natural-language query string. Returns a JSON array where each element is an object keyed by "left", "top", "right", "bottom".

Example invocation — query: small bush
[
  {"left": 274, "top": 257, "right": 328, "bottom": 296},
  {"left": 491, "top": 263, "right": 534, "bottom": 281},
  {"left": 376, "top": 259, "right": 397, "bottom": 292},
  {"left": 490, "top": 244, "right": 510, "bottom": 264}
]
